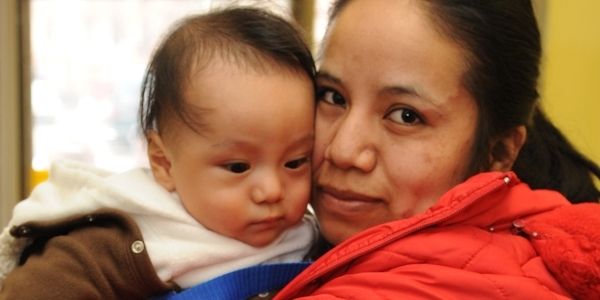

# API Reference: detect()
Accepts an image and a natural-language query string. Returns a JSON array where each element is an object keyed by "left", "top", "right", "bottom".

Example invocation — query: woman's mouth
[{"left": 316, "top": 185, "right": 383, "bottom": 214}]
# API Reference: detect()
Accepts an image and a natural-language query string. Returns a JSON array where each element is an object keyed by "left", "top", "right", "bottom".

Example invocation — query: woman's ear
[
  {"left": 146, "top": 131, "right": 176, "bottom": 191},
  {"left": 489, "top": 125, "right": 527, "bottom": 171}
]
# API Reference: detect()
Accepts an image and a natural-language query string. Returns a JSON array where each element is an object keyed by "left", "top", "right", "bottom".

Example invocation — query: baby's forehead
[
  {"left": 180, "top": 57, "right": 311, "bottom": 113},
  {"left": 186, "top": 50, "right": 306, "bottom": 81},
  {"left": 172, "top": 57, "right": 313, "bottom": 128}
]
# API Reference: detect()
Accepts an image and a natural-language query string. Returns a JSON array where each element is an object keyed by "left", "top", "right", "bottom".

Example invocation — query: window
[{"left": 29, "top": 0, "right": 298, "bottom": 173}]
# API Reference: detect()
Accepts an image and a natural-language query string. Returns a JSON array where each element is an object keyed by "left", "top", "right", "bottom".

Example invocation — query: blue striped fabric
[{"left": 152, "top": 262, "right": 311, "bottom": 300}]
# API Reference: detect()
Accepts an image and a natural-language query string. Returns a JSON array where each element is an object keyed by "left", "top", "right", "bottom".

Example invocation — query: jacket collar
[{"left": 282, "top": 171, "right": 570, "bottom": 295}]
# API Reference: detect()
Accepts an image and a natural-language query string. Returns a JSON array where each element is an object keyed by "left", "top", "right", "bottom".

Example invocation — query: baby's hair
[{"left": 139, "top": 6, "right": 316, "bottom": 136}]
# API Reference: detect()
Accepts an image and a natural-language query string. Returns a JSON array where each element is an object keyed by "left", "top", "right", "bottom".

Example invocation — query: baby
[{"left": 0, "top": 6, "right": 317, "bottom": 299}]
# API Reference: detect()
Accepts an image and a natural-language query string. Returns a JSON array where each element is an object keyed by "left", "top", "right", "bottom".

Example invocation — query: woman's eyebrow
[
  {"left": 383, "top": 85, "right": 420, "bottom": 97},
  {"left": 318, "top": 69, "right": 440, "bottom": 107},
  {"left": 316, "top": 70, "right": 341, "bottom": 85},
  {"left": 382, "top": 84, "right": 441, "bottom": 107}
]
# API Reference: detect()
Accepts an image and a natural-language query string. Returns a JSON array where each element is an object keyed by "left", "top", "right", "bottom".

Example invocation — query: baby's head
[{"left": 139, "top": 7, "right": 316, "bottom": 247}]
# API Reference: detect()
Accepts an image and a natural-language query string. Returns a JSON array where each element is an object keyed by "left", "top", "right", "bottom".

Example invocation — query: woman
[{"left": 275, "top": 0, "right": 600, "bottom": 299}]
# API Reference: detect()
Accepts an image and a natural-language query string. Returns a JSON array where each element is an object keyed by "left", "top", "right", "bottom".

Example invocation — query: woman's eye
[
  {"left": 224, "top": 162, "right": 250, "bottom": 173},
  {"left": 284, "top": 157, "right": 309, "bottom": 169},
  {"left": 386, "top": 108, "right": 423, "bottom": 125},
  {"left": 317, "top": 87, "right": 346, "bottom": 107}
]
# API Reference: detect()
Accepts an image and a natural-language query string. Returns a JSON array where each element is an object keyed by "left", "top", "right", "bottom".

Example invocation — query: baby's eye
[
  {"left": 317, "top": 87, "right": 346, "bottom": 107},
  {"left": 284, "top": 157, "right": 309, "bottom": 169},
  {"left": 386, "top": 108, "right": 423, "bottom": 125},
  {"left": 224, "top": 162, "right": 250, "bottom": 173}
]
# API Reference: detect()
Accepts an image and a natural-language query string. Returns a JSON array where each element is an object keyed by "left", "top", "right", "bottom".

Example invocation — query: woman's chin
[{"left": 314, "top": 206, "right": 371, "bottom": 245}]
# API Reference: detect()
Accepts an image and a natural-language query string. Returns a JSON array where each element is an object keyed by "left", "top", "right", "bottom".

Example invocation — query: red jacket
[{"left": 275, "top": 172, "right": 600, "bottom": 300}]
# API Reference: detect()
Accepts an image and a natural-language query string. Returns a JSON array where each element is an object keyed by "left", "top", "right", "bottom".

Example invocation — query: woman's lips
[{"left": 317, "top": 185, "right": 382, "bottom": 213}]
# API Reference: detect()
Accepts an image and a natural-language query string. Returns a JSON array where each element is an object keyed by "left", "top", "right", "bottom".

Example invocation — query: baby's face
[{"left": 166, "top": 61, "right": 314, "bottom": 247}]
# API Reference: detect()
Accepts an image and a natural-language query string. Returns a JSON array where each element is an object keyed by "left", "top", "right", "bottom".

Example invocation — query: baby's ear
[
  {"left": 146, "top": 131, "right": 176, "bottom": 191},
  {"left": 489, "top": 125, "right": 527, "bottom": 171}
]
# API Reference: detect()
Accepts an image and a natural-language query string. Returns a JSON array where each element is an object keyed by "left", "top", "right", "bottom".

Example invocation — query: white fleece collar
[
  {"left": 0, "top": 160, "right": 316, "bottom": 289},
  {"left": 1, "top": 160, "right": 115, "bottom": 287}
]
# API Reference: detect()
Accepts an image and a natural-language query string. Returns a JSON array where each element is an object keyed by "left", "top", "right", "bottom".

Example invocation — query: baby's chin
[{"left": 241, "top": 230, "right": 284, "bottom": 248}]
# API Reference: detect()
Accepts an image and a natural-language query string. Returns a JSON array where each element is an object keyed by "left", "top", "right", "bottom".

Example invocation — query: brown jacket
[{"left": 0, "top": 208, "right": 174, "bottom": 300}]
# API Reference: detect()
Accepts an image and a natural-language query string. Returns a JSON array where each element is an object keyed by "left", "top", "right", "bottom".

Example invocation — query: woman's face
[{"left": 312, "top": 0, "right": 479, "bottom": 244}]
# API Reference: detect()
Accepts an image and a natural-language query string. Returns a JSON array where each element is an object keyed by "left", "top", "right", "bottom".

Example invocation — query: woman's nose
[
  {"left": 324, "top": 112, "right": 376, "bottom": 172},
  {"left": 251, "top": 171, "right": 284, "bottom": 204}
]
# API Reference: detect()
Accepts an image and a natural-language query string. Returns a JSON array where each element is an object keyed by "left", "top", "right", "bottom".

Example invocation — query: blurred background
[{"left": 1, "top": 0, "right": 599, "bottom": 226}]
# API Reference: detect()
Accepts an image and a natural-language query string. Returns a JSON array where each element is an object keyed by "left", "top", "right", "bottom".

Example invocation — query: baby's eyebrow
[
  {"left": 210, "top": 140, "right": 252, "bottom": 149},
  {"left": 287, "top": 134, "right": 315, "bottom": 151}
]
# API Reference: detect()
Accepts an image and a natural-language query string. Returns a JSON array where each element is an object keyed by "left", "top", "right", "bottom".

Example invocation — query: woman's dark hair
[
  {"left": 139, "top": 6, "right": 316, "bottom": 135},
  {"left": 328, "top": 0, "right": 599, "bottom": 202}
]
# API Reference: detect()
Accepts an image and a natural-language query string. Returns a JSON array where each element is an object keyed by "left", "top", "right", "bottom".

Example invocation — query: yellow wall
[{"left": 540, "top": 1, "right": 600, "bottom": 166}]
